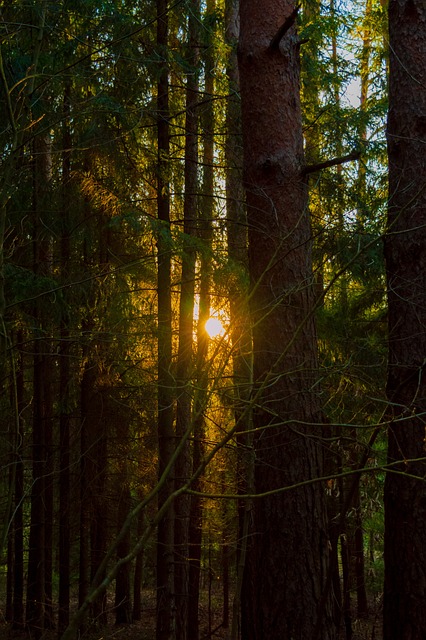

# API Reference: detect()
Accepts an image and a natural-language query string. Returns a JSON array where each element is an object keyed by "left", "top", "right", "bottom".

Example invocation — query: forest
[{"left": 0, "top": 0, "right": 425, "bottom": 639}]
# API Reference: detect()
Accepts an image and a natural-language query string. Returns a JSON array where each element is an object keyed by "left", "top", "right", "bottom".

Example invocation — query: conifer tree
[
  {"left": 383, "top": 0, "right": 426, "bottom": 637},
  {"left": 238, "top": 1, "right": 335, "bottom": 637}
]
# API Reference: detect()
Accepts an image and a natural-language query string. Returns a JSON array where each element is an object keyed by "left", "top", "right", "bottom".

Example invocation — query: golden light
[{"left": 205, "top": 317, "right": 226, "bottom": 339}]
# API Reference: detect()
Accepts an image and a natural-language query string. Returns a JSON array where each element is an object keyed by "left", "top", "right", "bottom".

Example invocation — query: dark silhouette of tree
[
  {"left": 155, "top": 2, "right": 175, "bottom": 639},
  {"left": 383, "top": 0, "right": 426, "bottom": 637}
]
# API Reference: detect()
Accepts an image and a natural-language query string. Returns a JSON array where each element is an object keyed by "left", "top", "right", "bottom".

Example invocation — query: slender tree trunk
[
  {"left": 353, "top": 485, "right": 368, "bottom": 618},
  {"left": 187, "top": 8, "right": 215, "bottom": 628},
  {"left": 26, "top": 132, "right": 54, "bottom": 638},
  {"left": 58, "top": 77, "right": 72, "bottom": 637},
  {"left": 340, "top": 530, "right": 353, "bottom": 640},
  {"left": 78, "top": 351, "right": 94, "bottom": 623},
  {"left": 224, "top": 5, "right": 253, "bottom": 636},
  {"left": 90, "top": 418, "right": 108, "bottom": 627},
  {"left": 78, "top": 175, "right": 97, "bottom": 629},
  {"left": 115, "top": 482, "right": 133, "bottom": 625},
  {"left": 156, "top": 2, "right": 175, "bottom": 638},
  {"left": 383, "top": 1, "right": 426, "bottom": 638},
  {"left": 6, "top": 521, "right": 13, "bottom": 623},
  {"left": 174, "top": 5, "right": 200, "bottom": 638},
  {"left": 133, "top": 498, "right": 145, "bottom": 621},
  {"left": 13, "top": 331, "right": 24, "bottom": 629},
  {"left": 238, "top": 1, "right": 335, "bottom": 637}
]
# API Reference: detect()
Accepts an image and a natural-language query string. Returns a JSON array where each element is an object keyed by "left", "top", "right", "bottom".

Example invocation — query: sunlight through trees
[{"left": 0, "top": 1, "right": 424, "bottom": 639}]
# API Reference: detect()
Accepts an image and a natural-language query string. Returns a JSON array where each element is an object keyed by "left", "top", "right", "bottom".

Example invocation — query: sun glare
[{"left": 205, "top": 317, "right": 225, "bottom": 339}]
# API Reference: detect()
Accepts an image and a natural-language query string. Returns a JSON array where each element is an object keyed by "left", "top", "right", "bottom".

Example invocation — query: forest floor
[{"left": 1, "top": 591, "right": 383, "bottom": 640}]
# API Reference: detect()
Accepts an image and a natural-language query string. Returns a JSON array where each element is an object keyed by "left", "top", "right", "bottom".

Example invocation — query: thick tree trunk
[
  {"left": 238, "top": 2, "right": 335, "bottom": 638},
  {"left": 383, "top": 1, "right": 426, "bottom": 638}
]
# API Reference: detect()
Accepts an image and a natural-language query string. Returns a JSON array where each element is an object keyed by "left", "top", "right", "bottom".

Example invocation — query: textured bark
[
  {"left": 238, "top": 1, "right": 335, "bottom": 638},
  {"left": 383, "top": 1, "right": 426, "bottom": 638}
]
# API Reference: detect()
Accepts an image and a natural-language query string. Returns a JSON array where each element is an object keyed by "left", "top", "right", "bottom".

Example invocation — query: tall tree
[
  {"left": 174, "top": 4, "right": 201, "bottom": 637},
  {"left": 187, "top": 3, "right": 216, "bottom": 633},
  {"left": 58, "top": 74, "right": 72, "bottom": 637},
  {"left": 156, "top": 1, "right": 175, "bottom": 638},
  {"left": 26, "top": 128, "right": 54, "bottom": 638},
  {"left": 383, "top": 0, "right": 426, "bottom": 638},
  {"left": 224, "top": 1, "right": 253, "bottom": 634},
  {"left": 237, "top": 1, "right": 335, "bottom": 637}
]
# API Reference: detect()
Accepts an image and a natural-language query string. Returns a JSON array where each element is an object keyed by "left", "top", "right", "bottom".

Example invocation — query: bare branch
[{"left": 302, "top": 149, "right": 361, "bottom": 175}]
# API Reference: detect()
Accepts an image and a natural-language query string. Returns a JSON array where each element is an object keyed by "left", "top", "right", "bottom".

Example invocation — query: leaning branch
[
  {"left": 269, "top": 5, "right": 300, "bottom": 50},
  {"left": 302, "top": 149, "right": 361, "bottom": 175}
]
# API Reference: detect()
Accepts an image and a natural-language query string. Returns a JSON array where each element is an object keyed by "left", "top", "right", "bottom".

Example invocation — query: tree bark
[
  {"left": 238, "top": 1, "right": 335, "bottom": 637},
  {"left": 156, "top": 2, "right": 175, "bottom": 638},
  {"left": 224, "top": 3, "right": 253, "bottom": 635},
  {"left": 383, "top": 1, "right": 426, "bottom": 638},
  {"left": 174, "top": 5, "right": 200, "bottom": 638},
  {"left": 186, "top": 3, "right": 216, "bottom": 630}
]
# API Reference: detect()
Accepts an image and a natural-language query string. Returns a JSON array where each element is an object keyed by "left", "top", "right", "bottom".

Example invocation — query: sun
[{"left": 205, "top": 317, "right": 225, "bottom": 339}]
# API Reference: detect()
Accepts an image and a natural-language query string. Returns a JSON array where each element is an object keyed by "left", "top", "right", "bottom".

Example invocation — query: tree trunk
[
  {"left": 26, "top": 132, "right": 54, "bottom": 638},
  {"left": 238, "top": 1, "right": 335, "bottom": 637},
  {"left": 115, "top": 483, "right": 133, "bottom": 625},
  {"left": 156, "top": 2, "right": 175, "bottom": 638},
  {"left": 224, "top": 4, "right": 253, "bottom": 635},
  {"left": 187, "top": 10, "right": 215, "bottom": 627},
  {"left": 58, "top": 77, "right": 72, "bottom": 637},
  {"left": 174, "top": 5, "right": 200, "bottom": 638},
  {"left": 78, "top": 353, "right": 94, "bottom": 624},
  {"left": 12, "top": 331, "right": 25, "bottom": 629},
  {"left": 383, "top": 1, "right": 426, "bottom": 638},
  {"left": 352, "top": 483, "right": 368, "bottom": 618},
  {"left": 133, "top": 500, "right": 145, "bottom": 621}
]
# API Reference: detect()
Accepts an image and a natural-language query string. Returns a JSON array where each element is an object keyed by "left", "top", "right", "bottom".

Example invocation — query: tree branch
[
  {"left": 302, "top": 149, "right": 361, "bottom": 175},
  {"left": 269, "top": 5, "right": 300, "bottom": 50}
]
